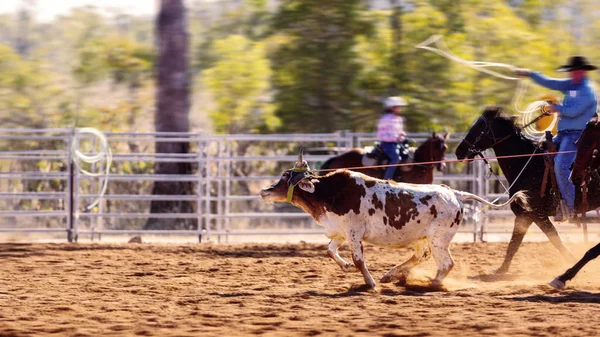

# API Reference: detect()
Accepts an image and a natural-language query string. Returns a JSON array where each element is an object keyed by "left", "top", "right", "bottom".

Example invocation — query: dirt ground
[{"left": 1, "top": 241, "right": 600, "bottom": 337}]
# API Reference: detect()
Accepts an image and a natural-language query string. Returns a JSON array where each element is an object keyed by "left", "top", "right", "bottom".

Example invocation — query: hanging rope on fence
[
  {"left": 71, "top": 127, "right": 112, "bottom": 210},
  {"left": 415, "top": 35, "right": 558, "bottom": 141}
]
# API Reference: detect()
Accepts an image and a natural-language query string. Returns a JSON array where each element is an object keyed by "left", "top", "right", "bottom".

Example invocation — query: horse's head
[
  {"left": 455, "top": 106, "right": 519, "bottom": 160},
  {"left": 418, "top": 131, "right": 450, "bottom": 171},
  {"left": 570, "top": 116, "right": 600, "bottom": 186}
]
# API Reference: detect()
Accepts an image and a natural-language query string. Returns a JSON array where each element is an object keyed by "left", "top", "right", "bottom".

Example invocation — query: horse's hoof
[
  {"left": 493, "top": 266, "right": 509, "bottom": 275},
  {"left": 548, "top": 277, "right": 566, "bottom": 290}
]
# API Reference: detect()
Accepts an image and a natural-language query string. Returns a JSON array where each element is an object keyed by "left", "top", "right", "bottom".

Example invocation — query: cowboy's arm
[
  {"left": 529, "top": 72, "right": 571, "bottom": 92},
  {"left": 554, "top": 89, "right": 596, "bottom": 118}
]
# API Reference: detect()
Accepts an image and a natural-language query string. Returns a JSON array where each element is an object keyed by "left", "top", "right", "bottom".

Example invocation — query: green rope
[{"left": 286, "top": 166, "right": 311, "bottom": 202}]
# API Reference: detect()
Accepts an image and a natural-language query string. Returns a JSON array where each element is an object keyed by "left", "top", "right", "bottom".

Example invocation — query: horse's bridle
[
  {"left": 416, "top": 137, "right": 446, "bottom": 170},
  {"left": 462, "top": 116, "right": 513, "bottom": 157}
]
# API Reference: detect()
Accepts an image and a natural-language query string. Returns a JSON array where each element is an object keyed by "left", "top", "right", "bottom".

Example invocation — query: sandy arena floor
[{"left": 1, "top": 241, "right": 600, "bottom": 337}]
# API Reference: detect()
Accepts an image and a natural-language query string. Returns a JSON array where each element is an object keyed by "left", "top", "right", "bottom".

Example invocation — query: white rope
[
  {"left": 472, "top": 147, "right": 538, "bottom": 222},
  {"left": 416, "top": 35, "right": 558, "bottom": 141},
  {"left": 415, "top": 35, "right": 520, "bottom": 80},
  {"left": 72, "top": 128, "right": 112, "bottom": 210}
]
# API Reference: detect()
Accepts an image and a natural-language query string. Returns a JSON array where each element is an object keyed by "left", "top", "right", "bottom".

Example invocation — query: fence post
[
  {"left": 204, "top": 138, "right": 212, "bottom": 243},
  {"left": 471, "top": 159, "right": 479, "bottom": 243},
  {"left": 73, "top": 131, "right": 80, "bottom": 243},
  {"left": 197, "top": 135, "right": 203, "bottom": 243},
  {"left": 225, "top": 141, "right": 231, "bottom": 243},
  {"left": 66, "top": 130, "right": 74, "bottom": 243}
]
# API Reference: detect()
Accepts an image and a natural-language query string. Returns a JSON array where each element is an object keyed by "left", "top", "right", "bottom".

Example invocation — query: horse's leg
[
  {"left": 534, "top": 216, "right": 576, "bottom": 262},
  {"left": 550, "top": 242, "right": 600, "bottom": 289},
  {"left": 496, "top": 215, "right": 532, "bottom": 274}
]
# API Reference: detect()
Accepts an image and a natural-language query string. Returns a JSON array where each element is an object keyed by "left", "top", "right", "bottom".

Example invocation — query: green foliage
[
  {"left": 270, "top": 0, "right": 374, "bottom": 133},
  {"left": 202, "top": 35, "right": 279, "bottom": 133},
  {"left": 0, "top": 45, "right": 62, "bottom": 128},
  {"left": 0, "top": 1, "right": 599, "bottom": 136}
]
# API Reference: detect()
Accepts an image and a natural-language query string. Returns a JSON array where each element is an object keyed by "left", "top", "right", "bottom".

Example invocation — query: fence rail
[{"left": 0, "top": 129, "right": 595, "bottom": 243}]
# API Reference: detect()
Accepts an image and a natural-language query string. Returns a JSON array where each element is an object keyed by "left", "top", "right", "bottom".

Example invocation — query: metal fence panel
[{"left": 1, "top": 128, "right": 590, "bottom": 243}]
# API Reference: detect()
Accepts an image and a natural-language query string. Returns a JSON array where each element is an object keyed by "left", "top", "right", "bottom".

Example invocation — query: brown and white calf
[{"left": 260, "top": 161, "right": 529, "bottom": 290}]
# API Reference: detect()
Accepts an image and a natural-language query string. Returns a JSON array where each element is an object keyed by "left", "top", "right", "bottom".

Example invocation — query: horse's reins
[{"left": 461, "top": 115, "right": 541, "bottom": 215}]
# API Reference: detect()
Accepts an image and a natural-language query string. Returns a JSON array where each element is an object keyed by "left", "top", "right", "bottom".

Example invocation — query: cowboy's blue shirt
[{"left": 530, "top": 72, "right": 597, "bottom": 131}]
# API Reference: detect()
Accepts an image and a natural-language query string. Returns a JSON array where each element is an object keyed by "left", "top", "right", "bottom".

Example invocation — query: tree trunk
[
  {"left": 146, "top": 0, "right": 195, "bottom": 230},
  {"left": 389, "top": 0, "right": 403, "bottom": 94}
]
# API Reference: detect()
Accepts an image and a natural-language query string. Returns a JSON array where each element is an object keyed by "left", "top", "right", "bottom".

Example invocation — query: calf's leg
[
  {"left": 348, "top": 238, "right": 376, "bottom": 290},
  {"left": 327, "top": 238, "right": 357, "bottom": 272},
  {"left": 429, "top": 223, "right": 458, "bottom": 287},
  {"left": 380, "top": 238, "right": 431, "bottom": 283}
]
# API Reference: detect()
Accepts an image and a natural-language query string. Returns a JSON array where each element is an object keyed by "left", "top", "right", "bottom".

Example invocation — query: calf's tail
[{"left": 457, "top": 190, "right": 531, "bottom": 212}]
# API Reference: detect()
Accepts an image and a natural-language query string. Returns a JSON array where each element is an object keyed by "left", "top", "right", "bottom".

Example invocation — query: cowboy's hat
[{"left": 556, "top": 56, "right": 598, "bottom": 72}]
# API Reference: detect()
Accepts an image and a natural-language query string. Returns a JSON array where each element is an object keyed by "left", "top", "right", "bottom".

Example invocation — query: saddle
[{"left": 362, "top": 142, "right": 414, "bottom": 173}]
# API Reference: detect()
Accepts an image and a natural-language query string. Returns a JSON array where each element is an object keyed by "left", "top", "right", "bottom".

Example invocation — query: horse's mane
[
  {"left": 482, "top": 105, "right": 527, "bottom": 141},
  {"left": 585, "top": 114, "right": 600, "bottom": 129}
]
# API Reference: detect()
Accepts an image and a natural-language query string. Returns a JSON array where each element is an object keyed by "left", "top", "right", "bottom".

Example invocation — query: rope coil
[{"left": 72, "top": 128, "right": 112, "bottom": 210}]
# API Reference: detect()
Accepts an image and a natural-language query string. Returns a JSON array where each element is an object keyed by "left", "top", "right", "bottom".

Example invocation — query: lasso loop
[
  {"left": 72, "top": 128, "right": 112, "bottom": 210},
  {"left": 416, "top": 35, "right": 557, "bottom": 141}
]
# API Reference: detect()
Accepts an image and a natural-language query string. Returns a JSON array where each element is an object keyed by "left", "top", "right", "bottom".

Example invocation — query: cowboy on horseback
[
  {"left": 516, "top": 56, "right": 598, "bottom": 221},
  {"left": 377, "top": 96, "right": 410, "bottom": 180}
]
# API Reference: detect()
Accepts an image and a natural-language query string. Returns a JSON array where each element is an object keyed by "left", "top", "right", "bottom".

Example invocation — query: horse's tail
[{"left": 455, "top": 190, "right": 531, "bottom": 212}]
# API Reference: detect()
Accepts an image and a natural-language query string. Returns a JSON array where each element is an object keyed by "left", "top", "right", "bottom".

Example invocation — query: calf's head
[{"left": 260, "top": 148, "right": 317, "bottom": 203}]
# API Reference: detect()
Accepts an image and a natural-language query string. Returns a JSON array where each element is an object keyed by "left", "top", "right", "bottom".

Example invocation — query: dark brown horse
[
  {"left": 550, "top": 115, "right": 600, "bottom": 289},
  {"left": 455, "top": 106, "right": 576, "bottom": 274},
  {"left": 319, "top": 132, "right": 449, "bottom": 184}
]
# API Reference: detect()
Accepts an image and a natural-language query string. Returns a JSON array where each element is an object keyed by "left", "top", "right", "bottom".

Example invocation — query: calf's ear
[{"left": 297, "top": 178, "right": 317, "bottom": 193}]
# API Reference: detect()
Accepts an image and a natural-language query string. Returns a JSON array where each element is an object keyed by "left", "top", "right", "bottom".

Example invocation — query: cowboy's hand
[
  {"left": 515, "top": 68, "right": 531, "bottom": 77},
  {"left": 546, "top": 104, "right": 559, "bottom": 113}
]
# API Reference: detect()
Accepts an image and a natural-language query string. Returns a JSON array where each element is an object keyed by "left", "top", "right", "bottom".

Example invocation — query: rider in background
[
  {"left": 377, "top": 96, "right": 409, "bottom": 180},
  {"left": 516, "top": 56, "right": 598, "bottom": 221}
]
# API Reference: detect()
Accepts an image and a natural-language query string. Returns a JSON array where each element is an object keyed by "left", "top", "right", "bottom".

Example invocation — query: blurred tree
[
  {"left": 15, "top": 0, "right": 37, "bottom": 57},
  {"left": 351, "top": 2, "right": 455, "bottom": 132},
  {"left": 202, "top": 35, "right": 279, "bottom": 134},
  {"left": 270, "top": 0, "right": 374, "bottom": 133},
  {"left": 442, "top": 1, "right": 558, "bottom": 131},
  {"left": 146, "top": 0, "right": 195, "bottom": 230},
  {"left": 190, "top": 0, "right": 271, "bottom": 72},
  {"left": 0, "top": 45, "right": 61, "bottom": 128}
]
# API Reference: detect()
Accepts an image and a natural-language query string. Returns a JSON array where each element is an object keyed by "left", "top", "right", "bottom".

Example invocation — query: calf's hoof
[
  {"left": 430, "top": 280, "right": 443, "bottom": 289},
  {"left": 548, "top": 277, "right": 566, "bottom": 290},
  {"left": 341, "top": 263, "right": 358, "bottom": 273},
  {"left": 380, "top": 273, "right": 406, "bottom": 284},
  {"left": 380, "top": 273, "right": 393, "bottom": 284}
]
